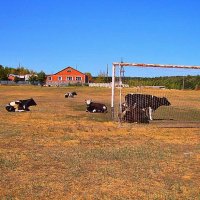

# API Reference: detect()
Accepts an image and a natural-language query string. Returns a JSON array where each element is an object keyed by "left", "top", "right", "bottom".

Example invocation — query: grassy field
[{"left": 0, "top": 85, "right": 200, "bottom": 199}]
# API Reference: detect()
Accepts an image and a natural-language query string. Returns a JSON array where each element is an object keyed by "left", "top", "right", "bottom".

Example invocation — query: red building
[
  {"left": 46, "top": 66, "right": 88, "bottom": 86},
  {"left": 8, "top": 74, "right": 26, "bottom": 81}
]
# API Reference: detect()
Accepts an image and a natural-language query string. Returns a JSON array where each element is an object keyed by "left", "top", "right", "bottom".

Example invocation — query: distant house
[
  {"left": 8, "top": 74, "right": 25, "bottom": 81},
  {"left": 8, "top": 74, "right": 36, "bottom": 82},
  {"left": 46, "top": 66, "right": 88, "bottom": 86}
]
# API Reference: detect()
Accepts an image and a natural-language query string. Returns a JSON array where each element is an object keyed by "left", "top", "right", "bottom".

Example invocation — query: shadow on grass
[
  {"left": 153, "top": 118, "right": 174, "bottom": 121},
  {"left": 71, "top": 103, "right": 112, "bottom": 122}
]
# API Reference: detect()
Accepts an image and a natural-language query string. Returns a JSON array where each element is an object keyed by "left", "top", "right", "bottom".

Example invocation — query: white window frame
[
  {"left": 58, "top": 76, "right": 62, "bottom": 81},
  {"left": 67, "top": 76, "right": 73, "bottom": 81},
  {"left": 48, "top": 76, "right": 52, "bottom": 81},
  {"left": 76, "top": 76, "right": 82, "bottom": 81}
]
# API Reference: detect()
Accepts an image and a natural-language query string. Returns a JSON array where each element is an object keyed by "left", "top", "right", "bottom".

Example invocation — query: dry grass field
[{"left": 0, "top": 85, "right": 200, "bottom": 199}]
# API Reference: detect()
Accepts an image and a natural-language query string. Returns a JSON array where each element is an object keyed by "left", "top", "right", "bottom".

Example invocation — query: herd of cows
[{"left": 5, "top": 91, "right": 171, "bottom": 123}]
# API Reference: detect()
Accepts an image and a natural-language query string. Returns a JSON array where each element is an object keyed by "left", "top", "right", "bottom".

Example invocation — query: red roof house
[
  {"left": 46, "top": 66, "right": 88, "bottom": 86},
  {"left": 8, "top": 74, "right": 25, "bottom": 81}
]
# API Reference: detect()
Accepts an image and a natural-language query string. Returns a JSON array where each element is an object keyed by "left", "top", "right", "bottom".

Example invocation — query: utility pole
[
  {"left": 18, "top": 62, "right": 21, "bottom": 76},
  {"left": 106, "top": 64, "right": 109, "bottom": 83}
]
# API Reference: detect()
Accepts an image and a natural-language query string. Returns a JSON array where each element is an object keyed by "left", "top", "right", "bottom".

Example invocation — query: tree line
[
  {"left": 91, "top": 74, "right": 200, "bottom": 90},
  {"left": 124, "top": 76, "right": 200, "bottom": 90},
  {"left": 1, "top": 65, "right": 200, "bottom": 89},
  {"left": 0, "top": 65, "right": 33, "bottom": 80},
  {"left": 0, "top": 65, "right": 46, "bottom": 84}
]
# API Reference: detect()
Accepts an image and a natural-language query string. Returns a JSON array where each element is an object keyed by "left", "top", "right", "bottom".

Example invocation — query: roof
[
  {"left": 8, "top": 74, "right": 25, "bottom": 78},
  {"left": 53, "top": 66, "right": 86, "bottom": 76}
]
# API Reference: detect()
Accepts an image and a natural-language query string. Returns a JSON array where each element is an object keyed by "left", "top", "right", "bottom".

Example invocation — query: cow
[
  {"left": 119, "top": 102, "right": 149, "bottom": 123},
  {"left": 5, "top": 98, "right": 37, "bottom": 112},
  {"left": 125, "top": 93, "right": 171, "bottom": 120},
  {"left": 85, "top": 99, "right": 107, "bottom": 113},
  {"left": 65, "top": 92, "right": 77, "bottom": 98}
]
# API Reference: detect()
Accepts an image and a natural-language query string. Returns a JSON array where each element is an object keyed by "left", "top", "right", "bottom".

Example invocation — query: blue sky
[{"left": 1, "top": 0, "right": 200, "bottom": 77}]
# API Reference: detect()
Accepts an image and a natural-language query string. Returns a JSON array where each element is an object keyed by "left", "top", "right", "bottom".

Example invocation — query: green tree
[
  {"left": 28, "top": 75, "right": 38, "bottom": 85},
  {"left": 37, "top": 71, "right": 46, "bottom": 85},
  {"left": 15, "top": 66, "right": 31, "bottom": 75},
  {"left": 0, "top": 65, "right": 8, "bottom": 80},
  {"left": 94, "top": 71, "right": 107, "bottom": 83},
  {"left": 85, "top": 72, "right": 93, "bottom": 83}
]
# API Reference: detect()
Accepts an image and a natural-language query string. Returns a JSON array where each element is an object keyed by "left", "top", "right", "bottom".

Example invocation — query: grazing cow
[
  {"left": 119, "top": 102, "right": 149, "bottom": 123},
  {"left": 85, "top": 99, "right": 107, "bottom": 113},
  {"left": 65, "top": 92, "right": 77, "bottom": 98},
  {"left": 125, "top": 93, "right": 171, "bottom": 120},
  {"left": 5, "top": 98, "right": 37, "bottom": 112}
]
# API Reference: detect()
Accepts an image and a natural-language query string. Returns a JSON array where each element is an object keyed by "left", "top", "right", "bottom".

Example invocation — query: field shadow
[{"left": 153, "top": 118, "right": 174, "bottom": 121}]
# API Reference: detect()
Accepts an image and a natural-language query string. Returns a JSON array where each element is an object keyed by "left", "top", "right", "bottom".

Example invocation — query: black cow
[
  {"left": 119, "top": 102, "right": 149, "bottom": 123},
  {"left": 65, "top": 92, "right": 77, "bottom": 98},
  {"left": 5, "top": 98, "right": 37, "bottom": 112},
  {"left": 85, "top": 99, "right": 107, "bottom": 113},
  {"left": 125, "top": 93, "right": 171, "bottom": 120}
]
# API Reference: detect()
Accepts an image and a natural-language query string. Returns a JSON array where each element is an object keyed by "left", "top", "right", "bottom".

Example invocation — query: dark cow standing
[
  {"left": 85, "top": 100, "right": 107, "bottom": 113},
  {"left": 65, "top": 92, "right": 77, "bottom": 98},
  {"left": 120, "top": 102, "right": 149, "bottom": 123},
  {"left": 5, "top": 98, "right": 37, "bottom": 112},
  {"left": 125, "top": 93, "right": 171, "bottom": 120}
]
